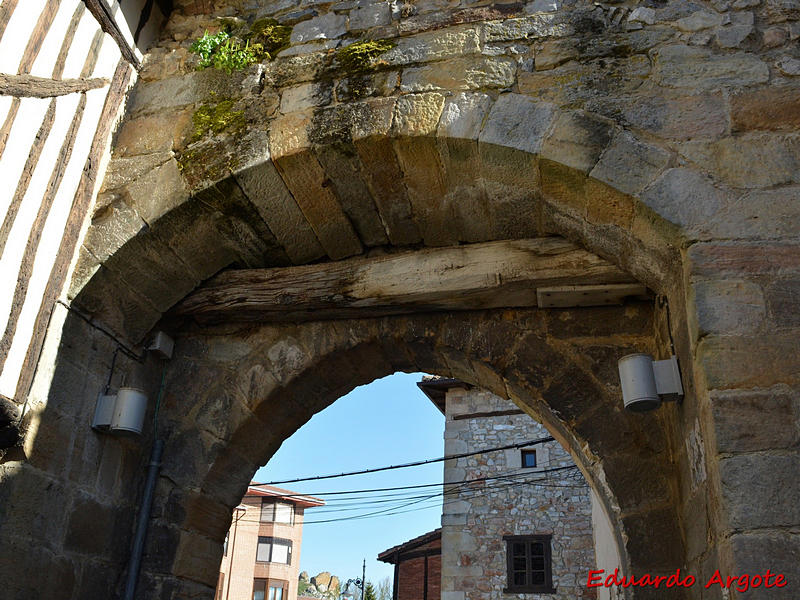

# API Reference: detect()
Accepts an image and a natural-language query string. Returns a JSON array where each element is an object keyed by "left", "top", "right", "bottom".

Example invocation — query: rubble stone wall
[{"left": 440, "top": 386, "right": 595, "bottom": 600}]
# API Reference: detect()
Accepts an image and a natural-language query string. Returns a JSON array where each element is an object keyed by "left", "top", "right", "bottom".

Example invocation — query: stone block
[
  {"left": 482, "top": 14, "right": 567, "bottom": 42},
  {"left": 280, "top": 81, "right": 332, "bottom": 113},
  {"left": 438, "top": 93, "right": 493, "bottom": 141},
  {"left": 72, "top": 266, "right": 162, "bottom": 344},
  {"left": 535, "top": 39, "right": 578, "bottom": 71},
  {"left": 766, "top": 278, "right": 800, "bottom": 328},
  {"left": 697, "top": 333, "right": 800, "bottom": 389},
  {"left": 621, "top": 506, "right": 684, "bottom": 570},
  {"left": 392, "top": 92, "right": 446, "bottom": 136},
  {"left": 643, "top": 167, "right": 733, "bottom": 238},
  {"left": 354, "top": 135, "right": 422, "bottom": 244},
  {"left": 584, "top": 177, "right": 636, "bottom": 227},
  {"left": 347, "top": 97, "right": 396, "bottom": 140},
  {"left": 715, "top": 11, "right": 755, "bottom": 48},
  {"left": 272, "top": 150, "right": 363, "bottom": 259},
  {"left": 675, "top": 10, "right": 725, "bottom": 32},
  {"left": 314, "top": 144, "right": 389, "bottom": 247},
  {"left": 349, "top": 2, "right": 392, "bottom": 30},
  {"left": 732, "top": 86, "right": 800, "bottom": 132},
  {"left": 382, "top": 26, "right": 481, "bottom": 66},
  {"left": 712, "top": 186, "right": 800, "bottom": 241},
  {"left": 479, "top": 93, "right": 556, "bottom": 155},
  {"left": 728, "top": 532, "right": 800, "bottom": 600},
  {"left": 679, "top": 135, "right": 800, "bottom": 188},
  {"left": 590, "top": 131, "right": 670, "bottom": 196},
  {"left": 690, "top": 279, "right": 765, "bottom": 336},
  {"left": 400, "top": 56, "right": 516, "bottom": 92},
  {"left": 653, "top": 44, "right": 769, "bottom": 89},
  {"left": 710, "top": 386, "right": 799, "bottom": 453},
  {"left": 688, "top": 242, "right": 800, "bottom": 277},
  {"left": 540, "top": 110, "right": 613, "bottom": 174},
  {"left": 122, "top": 158, "right": 187, "bottom": 225},
  {"left": 173, "top": 529, "right": 224, "bottom": 587},
  {"left": 234, "top": 159, "right": 326, "bottom": 265},
  {"left": 81, "top": 196, "right": 147, "bottom": 265},
  {"left": 719, "top": 452, "right": 800, "bottom": 529},
  {"left": 290, "top": 12, "right": 347, "bottom": 43},
  {"left": 621, "top": 93, "right": 727, "bottom": 141},
  {"left": 64, "top": 494, "right": 116, "bottom": 555}
]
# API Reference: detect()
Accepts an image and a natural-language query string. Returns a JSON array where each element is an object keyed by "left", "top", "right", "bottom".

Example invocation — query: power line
[
  {"left": 257, "top": 464, "right": 578, "bottom": 500},
  {"left": 230, "top": 468, "right": 586, "bottom": 526},
  {"left": 258, "top": 436, "right": 555, "bottom": 485}
]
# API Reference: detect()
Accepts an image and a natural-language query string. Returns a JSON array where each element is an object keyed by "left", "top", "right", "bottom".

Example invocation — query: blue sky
[{"left": 253, "top": 372, "right": 445, "bottom": 585}]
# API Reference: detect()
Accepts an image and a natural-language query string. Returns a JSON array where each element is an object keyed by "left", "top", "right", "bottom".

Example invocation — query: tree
[
  {"left": 364, "top": 582, "right": 378, "bottom": 600},
  {"left": 377, "top": 577, "right": 391, "bottom": 600}
]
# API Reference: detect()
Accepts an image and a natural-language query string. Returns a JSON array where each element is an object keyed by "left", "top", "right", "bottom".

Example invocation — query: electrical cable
[
  {"left": 228, "top": 469, "right": 587, "bottom": 526},
  {"left": 259, "top": 435, "right": 555, "bottom": 485},
  {"left": 255, "top": 464, "right": 578, "bottom": 500}
]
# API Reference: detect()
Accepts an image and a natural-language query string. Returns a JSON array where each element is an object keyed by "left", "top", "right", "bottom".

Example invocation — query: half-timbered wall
[{"left": 0, "top": 0, "right": 165, "bottom": 421}]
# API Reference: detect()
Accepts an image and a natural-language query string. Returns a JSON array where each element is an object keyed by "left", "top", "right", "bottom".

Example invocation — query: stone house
[
  {"left": 384, "top": 377, "right": 623, "bottom": 600},
  {"left": 216, "top": 483, "right": 324, "bottom": 600}
]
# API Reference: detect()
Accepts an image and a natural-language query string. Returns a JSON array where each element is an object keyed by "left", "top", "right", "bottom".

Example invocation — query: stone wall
[
  {"left": 0, "top": 0, "right": 798, "bottom": 598},
  {"left": 440, "top": 385, "right": 595, "bottom": 600}
]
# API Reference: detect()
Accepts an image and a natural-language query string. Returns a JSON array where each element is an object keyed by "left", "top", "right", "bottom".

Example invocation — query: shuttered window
[{"left": 503, "top": 534, "right": 555, "bottom": 593}]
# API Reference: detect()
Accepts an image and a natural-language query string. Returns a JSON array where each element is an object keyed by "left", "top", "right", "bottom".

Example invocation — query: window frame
[
  {"left": 256, "top": 536, "right": 293, "bottom": 565},
  {"left": 260, "top": 498, "right": 295, "bottom": 525},
  {"left": 253, "top": 578, "right": 267, "bottom": 600},
  {"left": 269, "top": 582, "right": 286, "bottom": 600},
  {"left": 503, "top": 534, "right": 555, "bottom": 594},
  {"left": 520, "top": 449, "right": 537, "bottom": 468}
]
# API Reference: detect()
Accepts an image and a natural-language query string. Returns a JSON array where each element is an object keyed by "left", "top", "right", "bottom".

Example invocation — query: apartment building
[{"left": 216, "top": 484, "right": 325, "bottom": 600}]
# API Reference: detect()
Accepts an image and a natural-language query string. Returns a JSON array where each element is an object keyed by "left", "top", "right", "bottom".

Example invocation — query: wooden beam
[
  {"left": 172, "top": 238, "right": 645, "bottom": 324},
  {"left": 0, "top": 73, "right": 108, "bottom": 98},
  {"left": 82, "top": 0, "right": 141, "bottom": 70}
]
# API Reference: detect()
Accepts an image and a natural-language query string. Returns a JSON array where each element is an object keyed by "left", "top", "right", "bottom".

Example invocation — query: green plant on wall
[
  {"left": 336, "top": 39, "right": 396, "bottom": 74},
  {"left": 190, "top": 30, "right": 262, "bottom": 73},
  {"left": 190, "top": 19, "right": 292, "bottom": 73}
]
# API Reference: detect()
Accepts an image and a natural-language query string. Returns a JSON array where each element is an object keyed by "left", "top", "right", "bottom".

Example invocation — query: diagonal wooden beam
[
  {"left": 83, "top": 0, "right": 141, "bottom": 69},
  {"left": 172, "top": 238, "right": 646, "bottom": 324}
]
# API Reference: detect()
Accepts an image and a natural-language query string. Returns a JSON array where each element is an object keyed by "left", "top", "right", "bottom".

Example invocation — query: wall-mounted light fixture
[
  {"left": 92, "top": 331, "right": 174, "bottom": 436},
  {"left": 618, "top": 354, "right": 684, "bottom": 412}
]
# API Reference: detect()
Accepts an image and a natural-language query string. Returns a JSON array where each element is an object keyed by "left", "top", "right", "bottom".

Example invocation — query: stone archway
[
  {"left": 3, "top": 0, "right": 799, "bottom": 596},
  {"left": 136, "top": 303, "right": 679, "bottom": 598}
]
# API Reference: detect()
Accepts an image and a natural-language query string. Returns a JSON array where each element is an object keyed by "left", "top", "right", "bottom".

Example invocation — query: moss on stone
[
  {"left": 191, "top": 99, "right": 245, "bottom": 140},
  {"left": 336, "top": 39, "right": 395, "bottom": 74},
  {"left": 248, "top": 18, "right": 292, "bottom": 59}
]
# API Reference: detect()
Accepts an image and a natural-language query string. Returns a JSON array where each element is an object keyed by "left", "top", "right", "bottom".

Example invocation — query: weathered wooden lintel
[{"left": 173, "top": 238, "right": 648, "bottom": 324}]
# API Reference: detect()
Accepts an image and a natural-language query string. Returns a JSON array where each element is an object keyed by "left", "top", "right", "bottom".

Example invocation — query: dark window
[
  {"left": 503, "top": 535, "right": 555, "bottom": 594},
  {"left": 521, "top": 450, "right": 537, "bottom": 468},
  {"left": 256, "top": 537, "right": 292, "bottom": 564},
  {"left": 261, "top": 499, "right": 294, "bottom": 524},
  {"left": 223, "top": 532, "right": 229, "bottom": 556},
  {"left": 254, "top": 579, "right": 267, "bottom": 600}
]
